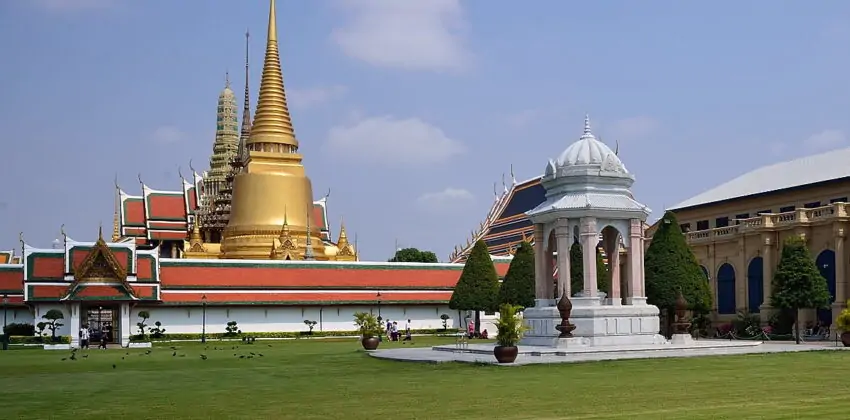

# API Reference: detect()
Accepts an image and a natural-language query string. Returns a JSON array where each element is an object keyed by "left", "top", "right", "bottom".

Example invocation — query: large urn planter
[
  {"left": 841, "top": 332, "right": 850, "bottom": 348},
  {"left": 128, "top": 342, "right": 153, "bottom": 349},
  {"left": 493, "top": 345, "right": 518, "bottom": 363},
  {"left": 361, "top": 336, "right": 380, "bottom": 351}
]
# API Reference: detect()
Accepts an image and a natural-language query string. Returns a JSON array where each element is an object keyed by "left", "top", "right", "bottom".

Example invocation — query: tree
[
  {"left": 645, "top": 211, "right": 712, "bottom": 333},
  {"left": 389, "top": 247, "right": 439, "bottom": 263},
  {"left": 449, "top": 240, "right": 500, "bottom": 334},
  {"left": 499, "top": 241, "right": 535, "bottom": 309},
  {"left": 771, "top": 236, "right": 832, "bottom": 344},
  {"left": 136, "top": 310, "right": 150, "bottom": 337},
  {"left": 42, "top": 309, "right": 65, "bottom": 341},
  {"left": 568, "top": 242, "right": 610, "bottom": 296}
]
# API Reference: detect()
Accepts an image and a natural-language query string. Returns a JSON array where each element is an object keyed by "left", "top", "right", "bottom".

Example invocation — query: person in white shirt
[{"left": 79, "top": 325, "right": 90, "bottom": 349}]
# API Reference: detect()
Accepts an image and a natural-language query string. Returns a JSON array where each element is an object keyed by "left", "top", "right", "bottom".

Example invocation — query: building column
[
  {"left": 68, "top": 302, "right": 81, "bottom": 348},
  {"left": 760, "top": 233, "right": 775, "bottom": 322},
  {"left": 120, "top": 303, "right": 131, "bottom": 347},
  {"left": 580, "top": 217, "right": 598, "bottom": 296},
  {"left": 738, "top": 237, "right": 747, "bottom": 314},
  {"left": 608, "top": 234, "right": 621, "bottom": 304},
  {"left": 628, "top": 218, "right": 645, "bottom": 302},
  {"left": 833, "top": 224, "right": 847, "bottom": 323},
  {"left": 170, "top": 243, "right": 178, "bottom": 259},
  {"left": 532, "top": 223, "right": 549, "bottom": 305},
  {"left": 620, "top": 250, "right": 631, "bottom": 299},
  {"left": 554, "top": 222, "right": 571, "bottom": 298}
]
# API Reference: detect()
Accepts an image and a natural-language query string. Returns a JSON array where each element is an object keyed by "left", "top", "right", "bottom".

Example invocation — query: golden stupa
[{"left": 220, "top": 0, "right": 329, "bottom": 260}]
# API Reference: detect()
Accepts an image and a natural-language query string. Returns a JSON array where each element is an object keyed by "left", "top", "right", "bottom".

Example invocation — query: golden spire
[
  {"left": 188, "top": 220, "right": 207, "bottom": 253},
  {"left": 336, "top": 217, "right": 356, "bottom": 260},
  {"left": 112, "top": 178, "right": 121, "bottom": 242},
  {"left": 248, "top": 0, "right": 297, "bottom": 148}
]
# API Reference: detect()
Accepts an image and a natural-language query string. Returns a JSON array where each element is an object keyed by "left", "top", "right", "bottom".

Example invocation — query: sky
[{"left": 3, "top": 0, "right": 850, "bottom": 261}]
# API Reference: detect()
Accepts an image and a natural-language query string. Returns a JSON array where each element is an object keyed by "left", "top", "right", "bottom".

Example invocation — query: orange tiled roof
[
  {"left": 160, "top": 262, "right": 462, "bottom": 289},
  {"left": 161, "top": 291, "right": 453, "bottom": 305}
]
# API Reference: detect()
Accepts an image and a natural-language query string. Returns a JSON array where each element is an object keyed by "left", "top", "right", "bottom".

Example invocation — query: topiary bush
[{"left": 3, "top": 323, "right": 34, "bottom": 336}]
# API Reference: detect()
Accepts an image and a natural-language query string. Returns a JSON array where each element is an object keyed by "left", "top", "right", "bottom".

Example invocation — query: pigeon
[
  {"left": 179, "top": 354, "right": 186, "bottom": 357},
  {"left": 200, "top": 354, "right": 207, "bottom": 360},
  {"left": 82, "top": 354, "right": 88, "bottom": 358},
  {"left": 239, "top": 355, "right": 245, "bottom": 359},
  {"left": 258, "top": 353, "right": 264, "bottom": 357},
  {"left": 112, "top": 364, "right": 116, "bottom": 369},
  {"left": 61, "top": 358, "right": 66, "bottom": 361},
  {"left": 70, "top": 354, "right": 77, "bottom": 361},
  {"left": 172, "top": 351, "right": 177, "bottom": 357},
  {"left": 170, "top": 346, "right": 177, "bottom": 350},
  {"left": 250, "top": 352, "right": 256, "bottom": 356},
  {"left": 121, "top": 357, "right": 125, "bottom": 360}
]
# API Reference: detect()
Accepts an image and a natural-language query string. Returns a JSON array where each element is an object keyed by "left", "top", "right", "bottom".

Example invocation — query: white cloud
[
  {"left": 149, "top": 126, "right": 185, "bottom": 144},
  {"left": 288, "top": 85, "right": 348, "bottom": 109},
  {"left": 803, "top": 129, "right": 846, "bottom": 151},
  {"left": 31, "top": 0, "right": 115, "bottom": 12},
  {"left": 325, "top": 116, "right": 464, "bottom": 165},
  {"left": 330, "top": 0, "right": 471, "bottom": 72},
  {"left": 608, "top": 116, "right": 660, "bottom": 140},
  {"left": 417, "top": 188, "right": 475, "bottom": 212}
]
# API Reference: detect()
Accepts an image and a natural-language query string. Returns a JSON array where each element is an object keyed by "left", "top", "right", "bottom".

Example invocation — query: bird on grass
[
  {"left": 200, "top": 354, "right": 207, "bottom": 360},
  {"left": 69, "top": 353, "right": 77, "bottom": 361},
  {"left": 112, "top": 364, "right": 116, "bottom": 369},
  {"left": 61, "top": 358, "right": 66, "bottom": 361},
  {"left": 82, "top": 354, "right": 88, "bottom": 358},
  {"left": 172, "top": 351, "right": 177, "bottom": 357}
]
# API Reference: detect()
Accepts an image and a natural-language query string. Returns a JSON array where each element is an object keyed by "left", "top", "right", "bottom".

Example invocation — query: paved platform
[{"left": 369, "top": 340, "right": 849, "bottom": 366}]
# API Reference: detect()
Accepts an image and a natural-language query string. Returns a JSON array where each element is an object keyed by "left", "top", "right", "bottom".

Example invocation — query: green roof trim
[
  {"left": 0, "top": 289, "right": 23, "bottom": 295},
  {"left": 25, "top": 252, "right": 64, "bottom": 281},
  {"left": 0, "top": 265, "right": 23, "bottom": 272},
  {"left": 146, "top": 192, "right": 188, "bottom": 222}
]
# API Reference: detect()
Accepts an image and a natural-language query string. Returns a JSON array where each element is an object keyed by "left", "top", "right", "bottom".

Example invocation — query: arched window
[
  {"left": 717, "top": 263, "right": 736, "bottom": 315},
  {"left": 747, "top": 257, "right": 764, "bottom": 313}
]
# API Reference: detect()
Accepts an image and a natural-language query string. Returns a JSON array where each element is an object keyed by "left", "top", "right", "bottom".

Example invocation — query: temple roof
[{"left": 670, "top": 146, "right": 850, "bottom": 211}]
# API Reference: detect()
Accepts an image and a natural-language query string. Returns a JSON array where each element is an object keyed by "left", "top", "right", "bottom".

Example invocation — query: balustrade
[{"left": 684, "top": 203, "right": 849, "bottom": 244}]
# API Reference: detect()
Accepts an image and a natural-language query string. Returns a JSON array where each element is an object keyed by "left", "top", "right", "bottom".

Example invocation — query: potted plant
[
  {"left": 836, "top": 301, "right": 850, "bottom": 347},
  {"left": 493, "top": 303, "right": 525, "bottom": 363},
  {"left": 353, "top": 312, "right": 382, "bottom": 351}
]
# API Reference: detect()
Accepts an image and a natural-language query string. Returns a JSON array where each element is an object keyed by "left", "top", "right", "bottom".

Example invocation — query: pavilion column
[
  {"left": 833, "top": 224, "right": 847, "bottom": 323},
  {"left": 760, "top": 233, "right": 775, "bottom": 322},
  {"left": 620, "top": 250, "right": 631, "bottom": 299},
  {"left": 555, "top": 221, "right": 571, "bottom": 298},
  {"left": 580, "top": 217, "right": 598, "bottom": 296},
  {"left": 533, "top": 224, "right": 549, "bottom": 305},
  {"left": 628, "top": 218, "right": 645, "bottom": 301},
  {"left": 608, "top": 235, "right": 621, "bottom": 304}
]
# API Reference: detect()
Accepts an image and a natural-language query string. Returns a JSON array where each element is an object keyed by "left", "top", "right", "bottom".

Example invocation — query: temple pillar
[
  {"left": 627, "top": 218, "right": 646, "bottom": 303},
  {"left": 608, "top": 236, "right": 621, "bottom": 305},
  {"left": 68, "top": 302, "right": 81, "bottom": 348},
  {"left": 737, "top": 237, "right": 747, "bottom": 314},
  {"left": 120, "top": 303, "right": 131, "bottom": 347},
  {"left": 760, "top": 233, "right": 775, "bottom": 322},
  {"left": 833, "top": 224, "right": 847, "bottom": 324},
  {"left": 533, "top": 224, "right": 549, "bottom": 305},
  {"left": 554, "top": 221, "right": 571, "bottom": 298},
  {"left": 580, "top": 217, "right": 598, "bottom": 296}
]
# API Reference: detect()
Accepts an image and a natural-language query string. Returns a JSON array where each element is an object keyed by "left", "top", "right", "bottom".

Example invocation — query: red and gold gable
[{"left": 69, "top": 245, "right": 132, "bottom": 274}]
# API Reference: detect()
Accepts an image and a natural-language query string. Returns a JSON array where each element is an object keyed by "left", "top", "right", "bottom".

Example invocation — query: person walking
[{"left": 79, "top": 324, "right": 90, "bottom": 349}]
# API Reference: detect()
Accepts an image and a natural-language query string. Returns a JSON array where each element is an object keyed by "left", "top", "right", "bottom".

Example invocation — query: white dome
[{"left": 554, "top": 115, "right": 627, "bottom": 173}]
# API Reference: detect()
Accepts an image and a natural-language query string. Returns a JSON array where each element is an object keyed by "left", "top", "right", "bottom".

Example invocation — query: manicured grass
[{"left": 1, "top": 337, "right": 849, "bottom": 419}]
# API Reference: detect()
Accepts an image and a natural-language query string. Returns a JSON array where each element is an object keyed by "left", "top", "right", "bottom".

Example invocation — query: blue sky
[{"left": 3, "top": 0, "right": 850, "bottom": 261}]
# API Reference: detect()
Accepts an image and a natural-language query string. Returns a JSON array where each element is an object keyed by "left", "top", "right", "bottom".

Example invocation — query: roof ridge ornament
[{"left": 581, "top": 113, "right": 593, "bottom": 139}]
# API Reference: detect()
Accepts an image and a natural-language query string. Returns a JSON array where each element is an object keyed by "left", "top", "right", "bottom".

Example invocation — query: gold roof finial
[
  {"left": 337, "top": 217, "right": 349, "bottom": 247},
  {"left": 248, "top": 0, "right": 297, "bottom": 148},
  {"left": 97, "top": 222, "right": 104, "bottom": 242}
]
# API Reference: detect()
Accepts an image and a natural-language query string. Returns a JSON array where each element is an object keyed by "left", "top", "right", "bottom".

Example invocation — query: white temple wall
[
  {"left": 4, "top": 307, "right": 35, "bottom": 327},
  {"left": 32, "top": 303, "right": 72, "bottom": 336},
  {"left": 130, "top": 304, "right": 460, "bottom": 334}
]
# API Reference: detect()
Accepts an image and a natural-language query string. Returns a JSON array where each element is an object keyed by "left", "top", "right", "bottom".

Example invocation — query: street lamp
[
  {"left": 376, "top": 292, "right": 382, "bottom": 321},
  {"left": 201, "top": 294, "right": 207, "bottom": 343},
  {"left": 2, "top": 294, "right": 8, "bottom": 332}
]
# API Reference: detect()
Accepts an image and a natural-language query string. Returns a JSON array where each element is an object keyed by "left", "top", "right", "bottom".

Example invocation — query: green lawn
[{"left": 1, "top": 337, "right": 848, "bottom": 419}]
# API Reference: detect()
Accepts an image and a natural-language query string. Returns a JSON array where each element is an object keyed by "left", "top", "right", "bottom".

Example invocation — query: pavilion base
[{"left": 520, "top": 297, "right": 666, "bottom": 348}]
